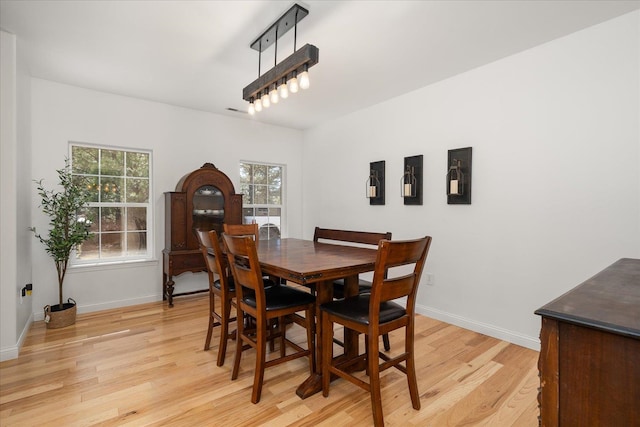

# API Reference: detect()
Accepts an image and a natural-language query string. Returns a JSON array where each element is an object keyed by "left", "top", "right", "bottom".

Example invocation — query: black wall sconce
[
  {"left": 401, "top": 155, "right": 423, "bottom": 205},
  {"left": 366, "top": 160, "right": 385, "bottom": 205},
  {"left": 447, "top": 147, "right": 472, "bottom": 204}
]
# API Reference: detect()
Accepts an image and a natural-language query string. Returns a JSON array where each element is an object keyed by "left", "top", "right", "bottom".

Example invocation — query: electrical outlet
[{"left": 425, "top": 273, "right": 435, "bottom": 286}]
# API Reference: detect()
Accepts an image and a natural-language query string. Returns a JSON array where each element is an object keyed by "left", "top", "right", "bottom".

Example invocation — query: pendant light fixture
[{"left": 243, "top": 3, "right": 319, "bottom": 115}]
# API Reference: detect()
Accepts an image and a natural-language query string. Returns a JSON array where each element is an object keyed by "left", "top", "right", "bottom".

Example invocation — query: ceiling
[{"left": 1, "top": 1, "right": 638, "bottom": 130}]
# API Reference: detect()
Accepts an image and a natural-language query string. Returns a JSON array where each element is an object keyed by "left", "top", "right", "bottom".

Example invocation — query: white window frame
[
  {"left": 239, "top": 160, "right": 285, "bottom": 240},
  {"left": 69, "top": 142, "right": 153, "bottom": 265}
]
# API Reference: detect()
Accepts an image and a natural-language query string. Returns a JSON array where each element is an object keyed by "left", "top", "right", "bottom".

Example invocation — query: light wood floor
[{"left": 0, "top": 294, "right": 540, "bottom": 426}]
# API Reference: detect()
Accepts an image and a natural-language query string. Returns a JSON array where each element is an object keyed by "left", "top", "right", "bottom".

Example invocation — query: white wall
[
  {"left": 302, "top": 11, "right": 640, "bottom": 349},
  {"left": 30, "top": 79, "right": 304, "bottom": 317},
  {"left": 16, "top": 35, "right": 34, "bottom": 346},
  {"left": 0, "top": 30, "right": 19, "bottom": 360}
]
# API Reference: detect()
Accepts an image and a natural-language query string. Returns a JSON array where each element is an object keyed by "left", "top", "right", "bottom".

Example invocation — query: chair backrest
[
  {"left": 313, "top": 227, "right": 392, "bottom": 247},
  {"left": 222, "top": 233, "right": 265, "bottom": 310},
  {"left": 369, "top": 236, "right": 432, "bottom": 313},
  {"left": 224, "top": 223, "right": 260, "bottom": 249},
  {"left": 195, "top": 228, "right": 228, "bottom": 289}
]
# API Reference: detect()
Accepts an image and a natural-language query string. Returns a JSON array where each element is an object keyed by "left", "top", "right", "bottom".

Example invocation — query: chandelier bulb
[
  {"left": 248, "top": 99, "right": 255, "bottom": 115},
  {"left": 270, "top": 85, "right": 279, "bottom": 104},
  {"left": 254, "top": 97, "right": 262, "bottom": 112},
  {"left": 288, "top": 73, "right": 299, "bottom": 94},
  {"left": 299, "top": 64, "right": 310, "bottom": 90},
  {"left": 278, "top": 79, "right": 289, "bottom": 99},
  {"left": 262, "top": 90, "right": 270, "bottom": 108}
]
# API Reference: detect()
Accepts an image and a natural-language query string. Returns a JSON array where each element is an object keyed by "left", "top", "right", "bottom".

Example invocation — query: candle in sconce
[
  {"left": 450, "top": 180, "right": 459, "bottom": 195},
  {"left": 404, "top": 183, "right": 412, "bottom": 197},
  {"left": 369, "top": 186, "right": 377, "bottom": 198}
]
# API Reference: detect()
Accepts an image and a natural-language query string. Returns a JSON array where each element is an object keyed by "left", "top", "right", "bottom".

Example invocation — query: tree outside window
[
  {"left": 71, "top": 144, "right": 152, "bottom": 262},
  {"left": 239, "top": 162, "right": 283, "bottom": 240}
]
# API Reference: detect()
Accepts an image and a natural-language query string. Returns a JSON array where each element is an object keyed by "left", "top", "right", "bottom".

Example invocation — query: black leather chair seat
[
  {"left": 215, "top": 276, "right": 277, "bottom": 292},
  {"left": 332, "top": 278, "right": 373, "bottom": 299},
  {"left": 213, "top": 275, "right": 235, "bottom": 291},
  {"left": 242, "top": 285, "right": 315, "bottom": 311},
  {"left": 320, "top": 295, "right": 406, "bottom": 325}
]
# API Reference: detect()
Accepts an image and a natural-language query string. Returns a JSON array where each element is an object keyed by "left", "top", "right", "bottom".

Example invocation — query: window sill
[{"left": 68, "top": 258, "right": 159, "bottom": 273}]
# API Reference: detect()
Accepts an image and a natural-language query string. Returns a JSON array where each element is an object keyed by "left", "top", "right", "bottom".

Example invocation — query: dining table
[{"left": 256, "top": 237, "right": 378, "bottom": 399}]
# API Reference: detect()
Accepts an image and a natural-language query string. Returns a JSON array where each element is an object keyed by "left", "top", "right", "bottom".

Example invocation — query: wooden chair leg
[
  {"left": 406, "top": 326, "right": 420, "bottom": 409},
  {"left": 251, "top": 316, "right": 267, "bottom": 404},
  {"left": 279, "top": 316, "right": 286, "bottom": 358},
  {"left": 217, "top": 298, "right": 231, "bottom": 366},
  {"left": 231, "top": 309, "right": 244, "bottom": 381},
  {"left": 382, "top": 333, "right": 391, "bottom": 351},
  {"left": 321, "top": 311, "right": 333, "bottom": 397},
  {"left": 367, "top": 331, "right": 384, "bottom": 427},
  {"left": 204, "top": 314, "right": 214, "bottom": 351},
  {"left": 306, "top": 308, "right": 315, "bottom": 373},
  {"left": 204, "top": 294, "right": 215, "bottom": 351}
]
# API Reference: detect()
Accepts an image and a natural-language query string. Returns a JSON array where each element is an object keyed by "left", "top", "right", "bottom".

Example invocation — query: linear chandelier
[{"left": 243, "top": 3, "right": 319, "bottom": 115}]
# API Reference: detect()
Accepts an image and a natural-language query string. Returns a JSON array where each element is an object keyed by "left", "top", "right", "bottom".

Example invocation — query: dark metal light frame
[{"left": 243, "top": 3, "right": 319, "bottom": 103}]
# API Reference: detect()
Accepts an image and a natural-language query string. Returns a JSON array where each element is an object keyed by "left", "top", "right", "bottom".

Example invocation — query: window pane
[
  {"left": 253, "top": 165, "right": 267, "bottom": 184},
  {"left": 126, "top": 152, "right": 149, "bottom": 177},
  {"left": 126, "top": 178, "right": 149, "bottom": 203},
  {"left": 239, "top": 183, "right": 252, "bottom": 204},
  {"left": 101, "top": 150, "right": 124, "bottom": 176},
  {"left": 102, "top": 207, "right": 123, "bottom": 231},
  {"left": 128, "top": 207, "right": 146, "bottom": 230},
  {"left": 72, "top": 146, "right": 99, "bottom": 174},
  {"left": 101, "top": 233, "right": 123, "bottom": 258},
  {"left": 239, "top": 163, "right": 252, "bottom": 184},
  {"left": 79, "top": 207, "right": 99, "bottom": 232},
  {"left": 72, "top": 175, "right": 98, "bottom": 203},
  {"left": 254, "top": 185, "right": 267, "bottom": 204},
  {"left": 268, "top": 166, "right": 282, "bottom": 186},
  {"left": 241, "top": 162, "right": 284, "bottom": 242},
  {"left": 101, "top": 178, "right": 123, "bottom": 202},
  {"left": 268, "top": 185, "right": 281, "bottom": 204},
  {"left": 127, "top": 232, "right": 147, "bottom": 255},
  {"left": 77, "top": 234, "right": 99, "bottom": 260},
  {"left": 243, "top": 207, "right": 254, "bottom": 224}
]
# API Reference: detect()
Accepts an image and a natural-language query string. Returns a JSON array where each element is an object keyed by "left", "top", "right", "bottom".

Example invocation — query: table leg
[
  {"left": 296, "top": 278, "right": 333, "bottom": 398},
  {"left": 296, "top": 275, "right": 360, "bottom": 399}
]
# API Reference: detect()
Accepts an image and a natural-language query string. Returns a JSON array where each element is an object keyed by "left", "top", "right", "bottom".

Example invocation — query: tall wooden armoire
[{"left": 163, "top": 163, "right": 242, "bottom": 306}]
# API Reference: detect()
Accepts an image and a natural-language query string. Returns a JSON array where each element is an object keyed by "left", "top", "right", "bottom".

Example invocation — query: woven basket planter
[{"left": 44, "top": 298, "right": 77, "bottom": 329}]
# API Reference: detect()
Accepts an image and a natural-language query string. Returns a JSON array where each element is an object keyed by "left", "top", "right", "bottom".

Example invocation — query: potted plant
[{"left": 31, "top": 158, "right": 92, "bottom": 328}]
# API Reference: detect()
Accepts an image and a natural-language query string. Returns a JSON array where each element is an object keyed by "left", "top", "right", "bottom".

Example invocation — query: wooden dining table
[{"left": 256, "top": 238, "right": 378, "bottom": 399}]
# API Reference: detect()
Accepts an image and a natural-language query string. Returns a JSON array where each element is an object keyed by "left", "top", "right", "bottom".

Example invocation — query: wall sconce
[
  {"left": 401, "top": 155, "right": 423, "bottom": 205},
  {"left": 447, "top": 159, "right": 464, "bottom": 196},
  {"left": 243, "top": 3, "right": 319, "bottom": 115},
  {"left": 366, "top": 161, "right": 385, "bottom": 205},
  {"left": 401, "top": 166, "right": 416, "bottom": 197},
  {"left": 447, "top": 147, "right": 472, "bottom": 204}
]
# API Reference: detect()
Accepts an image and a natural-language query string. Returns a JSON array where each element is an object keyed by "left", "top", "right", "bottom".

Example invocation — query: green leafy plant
[{"left": 31, "top": 158, "right": 92, "bottom": 309}]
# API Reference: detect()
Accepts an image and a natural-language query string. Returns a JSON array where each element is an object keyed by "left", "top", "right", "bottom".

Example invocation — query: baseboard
[
  {"left": 33, "top": 294, "right": 163, "bottom": 322},
  {"left": 0, "top": 312, "right": 34, "bottom": 361},
  {"left": 416, "top": 303, "right": 541, "bottom": 351}
]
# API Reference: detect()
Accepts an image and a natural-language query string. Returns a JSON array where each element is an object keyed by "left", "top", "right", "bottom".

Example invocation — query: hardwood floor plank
[{"left": 0, "top": 294, "right": 539, "bottom": 426}]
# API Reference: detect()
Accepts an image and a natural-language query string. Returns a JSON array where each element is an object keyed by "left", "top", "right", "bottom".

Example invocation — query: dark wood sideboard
[
  {"left": 163, "top": 163, "right": 242, "bottom": 306},
  {"left": 535, "top": 258, "right": 640, "bottom": 426}
]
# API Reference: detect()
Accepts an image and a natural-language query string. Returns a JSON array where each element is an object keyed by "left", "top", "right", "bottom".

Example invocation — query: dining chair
[
  {"left": 313, "top": 226, "right": 393, "bottom": 351},
  {"left": 223, "top": 223, "right": 260, "bottom": 247},
  {"left": 224, "top": 222, "right": 282, "bottom": 350},
  {"left": 222, "top": 233, "right": 316, "bottom": 404},
  {"left": 320, "top": 235, "right": 432, "bottom": 427},
  {"left": 195, "top": 229, "right": 236, "bottom": 366}
]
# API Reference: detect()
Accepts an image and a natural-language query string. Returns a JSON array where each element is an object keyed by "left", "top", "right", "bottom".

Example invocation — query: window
[
  {"left": 239, "top": 162, "right": 283, "bottom": 240},
  {"left": 70, "top": 144, "right": 152, "bottom": 263}
]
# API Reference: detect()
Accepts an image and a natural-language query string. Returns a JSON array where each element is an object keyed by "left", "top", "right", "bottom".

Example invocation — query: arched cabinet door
[{"left": 163, "top": 163, "right": 242, "bottom": 306}]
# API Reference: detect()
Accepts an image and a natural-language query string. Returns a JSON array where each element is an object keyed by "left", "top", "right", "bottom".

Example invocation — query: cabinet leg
[{"left": 167, "top": 278, "right": 175, "bottom": 307}]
